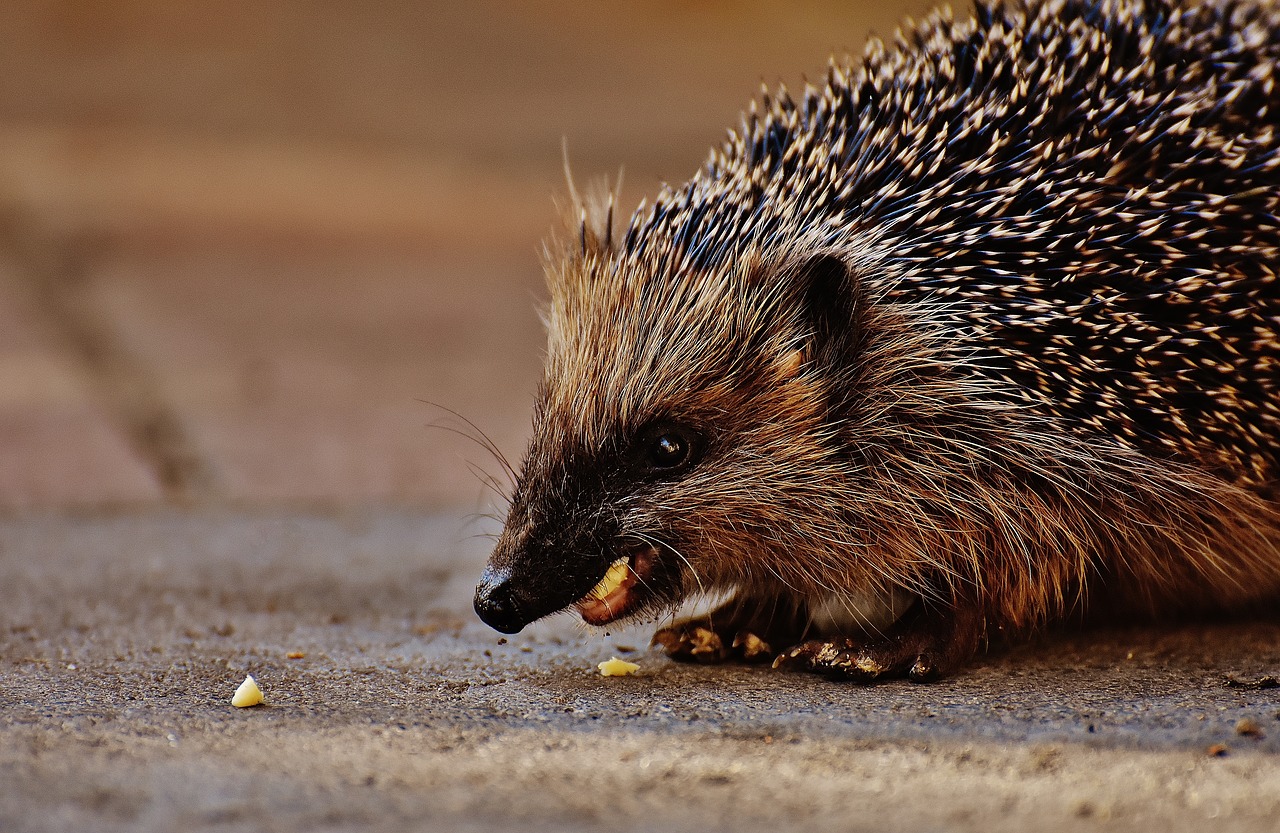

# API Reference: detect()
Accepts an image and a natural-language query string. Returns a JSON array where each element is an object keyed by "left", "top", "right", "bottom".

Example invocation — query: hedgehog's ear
[{"left": 793, "top": 253, "right": 862, "bottom": 374}]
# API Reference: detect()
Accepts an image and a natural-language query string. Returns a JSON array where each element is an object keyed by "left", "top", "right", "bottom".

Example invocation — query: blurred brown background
[{"left": 0, "top": 0, "right": 932, "bottom": 513}]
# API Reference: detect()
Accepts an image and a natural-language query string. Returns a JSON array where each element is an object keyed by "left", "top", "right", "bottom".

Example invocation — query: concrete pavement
[{"left": 2, "top": 509, "right": 1279, "bottom": 832}]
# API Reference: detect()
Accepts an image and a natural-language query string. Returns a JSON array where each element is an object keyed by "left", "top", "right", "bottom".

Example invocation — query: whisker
[
  {"left": 464, "top": 460, "right": 513, "bottom": 508},
  {"left": 418, "top": 399, "right": 519, "bottom": 483},
  {"left": 623, "top": 531, "right": 707, "bottom": 607}
]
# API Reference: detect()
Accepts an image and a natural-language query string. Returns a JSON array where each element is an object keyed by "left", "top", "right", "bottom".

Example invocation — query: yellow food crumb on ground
[
  {"left": 286, "top": 651, "right": 305, "bottom": 659},
  {"left": 231, "top": 674, "right": 264, "bottom": 707},
  {"left": 597, "top": 657, "right": 640, "bottom": 677}
]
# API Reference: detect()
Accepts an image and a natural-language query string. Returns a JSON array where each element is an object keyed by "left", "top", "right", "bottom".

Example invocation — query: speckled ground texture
[{"left": 1, "top": 510, "right": 1278, "bottom": 833}]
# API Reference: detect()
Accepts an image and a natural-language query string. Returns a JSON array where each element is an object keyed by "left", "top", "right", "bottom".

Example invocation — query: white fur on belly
[{"left": 806, "top": 587, "right": 915, "bottom": 635}]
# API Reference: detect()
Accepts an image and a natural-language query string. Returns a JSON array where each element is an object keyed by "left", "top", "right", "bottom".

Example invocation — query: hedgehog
[{"left": 473, "top": 0, "right": 1280, "bottom": 682}]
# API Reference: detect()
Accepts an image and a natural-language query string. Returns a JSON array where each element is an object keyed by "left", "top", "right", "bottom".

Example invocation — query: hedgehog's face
[
  {"left": 473, "top": 418, "right": 712, "bottom": 634},
  {"left": 474, "top": 253, "right": 862, "bottom": 634}
]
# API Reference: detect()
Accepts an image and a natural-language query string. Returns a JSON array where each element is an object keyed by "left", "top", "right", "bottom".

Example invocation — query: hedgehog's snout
[
  {"left": 473, "top": 565, "right": 526, "bottom": 634},
  {"left": 475, "top": 517, "right": 613, "bottom": 633}
]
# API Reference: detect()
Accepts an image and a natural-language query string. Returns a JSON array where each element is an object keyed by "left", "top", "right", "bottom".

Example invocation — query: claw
[
  {"left": 652, "top": 595, "right": 806, "bottom": 666},
  {"left": 769, "top": 601, "right": 984, "bottom": 684},
  {"left": 908, "top": 655, "right": 942, "bottom": 683},
  {"left": 732, "top": 631, "right": 773, "bottom": 662},
  {"left": 652, "top": 624, "right": 729, "bottom": 663},
  {"left": 773, "top": 638, "right": 910, "bottom": 681}
]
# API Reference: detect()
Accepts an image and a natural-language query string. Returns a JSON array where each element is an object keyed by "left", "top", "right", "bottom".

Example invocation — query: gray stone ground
[
  {"left": 3, "top": 510, "right": 1279, "bottom": 833},
  {"left": 0, "top": 3, "right": 1278, "bottom": 832}
]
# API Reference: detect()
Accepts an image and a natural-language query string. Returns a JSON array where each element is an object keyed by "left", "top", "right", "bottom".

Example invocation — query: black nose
[{"left": 473, "top": 568, "right": 526, "bottom": 634}]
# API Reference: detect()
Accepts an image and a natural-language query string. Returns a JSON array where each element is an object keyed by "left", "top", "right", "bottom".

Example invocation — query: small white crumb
[
  {"left": 597, "top": 657, "right": 640, "bottom": 677},
  {"left": 231, "top": 674, "right": 264, "bottom": 707}
]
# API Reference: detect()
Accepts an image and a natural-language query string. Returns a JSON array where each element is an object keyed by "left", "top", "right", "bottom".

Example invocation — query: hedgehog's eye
[
  {"left": 649, "top": 433, "right": 689, "bottom": 469},
  {"left": 635, "top": 424, "right": 702, "bottom": 474}
]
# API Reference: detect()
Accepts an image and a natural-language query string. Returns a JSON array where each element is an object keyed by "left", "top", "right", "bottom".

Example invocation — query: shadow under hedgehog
[{"left": 473, "top": 0, "right": 1280, "bottom": 682}]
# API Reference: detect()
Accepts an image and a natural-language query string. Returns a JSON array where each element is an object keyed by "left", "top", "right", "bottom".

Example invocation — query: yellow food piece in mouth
[
  {"left": 587, "top": 558, "right": 630, "bottom": 600},
  {"left": 597, "top": 657, "right": 641, "bottom": 677},
  {"left": 231, "top": 674, "right": 264, "bottom": 707}
]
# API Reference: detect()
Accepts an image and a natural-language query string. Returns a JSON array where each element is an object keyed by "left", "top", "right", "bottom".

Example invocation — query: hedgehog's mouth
[{"left": 573, "top": 545, "right": 658, "bottom": 626}]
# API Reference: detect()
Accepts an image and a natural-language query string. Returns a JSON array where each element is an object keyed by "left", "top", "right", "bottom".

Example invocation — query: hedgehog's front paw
[
  {"left": 774, "top": 603, "right": 983, "bottom": 683},
  {"left": 651, "top": 622, "right": 776, "bottom": 664},
  {"left": 651, "top": 623, "right": 729, "bottom": 663},
  {"left": 773, "top": 637, "right": 933, "bottom": 682}
]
